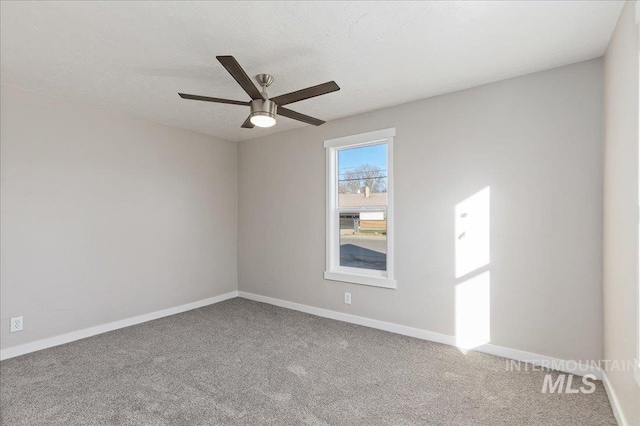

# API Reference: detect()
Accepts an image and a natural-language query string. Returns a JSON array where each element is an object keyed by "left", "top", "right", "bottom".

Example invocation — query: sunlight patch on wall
[{"left": 454, "top": 186, "right": 491, "bottom": 351}]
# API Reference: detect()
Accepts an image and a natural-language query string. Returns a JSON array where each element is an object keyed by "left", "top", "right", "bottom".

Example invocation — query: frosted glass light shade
[{"left": 250, "top": 114, "right": 276, "bottom": 128}]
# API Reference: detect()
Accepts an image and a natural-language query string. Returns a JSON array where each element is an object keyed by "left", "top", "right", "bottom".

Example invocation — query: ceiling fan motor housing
[{"left": 250, "top": 98, "right": 277, "bottom": 122}]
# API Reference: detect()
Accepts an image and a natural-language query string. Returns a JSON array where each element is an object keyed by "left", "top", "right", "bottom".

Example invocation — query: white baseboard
[
  {"left": 237, "top": 291, "right": 603, "bottom": 380},
  {"left": 603, "top": 372, "right": 629, "bottom": 426},
  {"left": 0, "top": 291, "right": 238, "bottom": 361}
]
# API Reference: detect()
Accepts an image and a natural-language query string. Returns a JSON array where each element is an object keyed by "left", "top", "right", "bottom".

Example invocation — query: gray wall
[
  {"left": 603, "top": 1, "right": 640, "bottom": 423},
  {"left": 239, "top": 59, "right": 604, "bottom": 363},
  {"left": 0, "top": 85, "right": 238, "bottom": 348}
]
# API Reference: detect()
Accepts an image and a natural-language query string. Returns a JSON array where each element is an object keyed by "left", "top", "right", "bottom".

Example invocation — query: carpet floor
[{"left": 0, "top": 298, "right": 615, "bottom": 425}]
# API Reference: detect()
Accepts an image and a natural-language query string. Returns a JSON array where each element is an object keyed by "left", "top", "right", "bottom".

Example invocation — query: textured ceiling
[{"left": 0, "top": 1, "right": 623, "bottom": 142}]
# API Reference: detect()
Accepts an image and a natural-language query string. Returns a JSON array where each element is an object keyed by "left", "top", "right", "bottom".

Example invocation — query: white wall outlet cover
[
  {"left": 10, "top": 316, "right": 23, "bottom": 332},
  {"left": 344, "top": 292, "right": 352, "bottom": 305}
]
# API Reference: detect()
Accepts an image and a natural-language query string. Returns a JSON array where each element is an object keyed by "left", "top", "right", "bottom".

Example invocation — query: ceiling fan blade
[
  {"left": 216, "top": 56, "right": 264, "bottom": 100},
  {"left": 178, "top": 93, "right": 249, "bottom": 106},
  {"left": 277, "top": 107, "right": 325, "bottom": 126},
  {"left": 241, "top": 116, "right": 255, "bottom": 128},
  {"left": 271, "top": 81, "right": 340, "bottom": 106}
]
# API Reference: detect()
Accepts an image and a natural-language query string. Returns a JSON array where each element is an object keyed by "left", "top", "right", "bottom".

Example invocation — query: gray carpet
[{"left": 0, "top": 298, "right": 615, "bottom": 425}]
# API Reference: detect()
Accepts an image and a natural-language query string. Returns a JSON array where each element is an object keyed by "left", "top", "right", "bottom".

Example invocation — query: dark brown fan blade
[
  {"left": 216, "top": 56, "right": 264, "bottom": 100},
  {"left": 277, "top": 107, "right": 325, "bottom": 126},
  {"left": 241, "top": 116, "right": 255, "bottom": 128},
  {"left": 271, "top": 81, "right": 340, "bottom": 106},
  {"left": 178, "top": 93, "right": 249, "bottom": 106}
]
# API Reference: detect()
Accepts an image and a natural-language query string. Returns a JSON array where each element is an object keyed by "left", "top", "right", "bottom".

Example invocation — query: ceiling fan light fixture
[
  {"left": 250, "top": 113, "right": 276, "bottom": 128},
  {"left": 250, "top": 99, "right": 277, "bottom": 128}
]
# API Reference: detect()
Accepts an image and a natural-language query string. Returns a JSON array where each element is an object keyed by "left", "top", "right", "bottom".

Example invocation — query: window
[{"left": 324, "top": 128, "right": 396, "bottom": 289}]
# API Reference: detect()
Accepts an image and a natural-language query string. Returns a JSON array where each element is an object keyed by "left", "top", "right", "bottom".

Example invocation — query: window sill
[{"left": 324, "top": 271, "right": 397, "bottom": 289}]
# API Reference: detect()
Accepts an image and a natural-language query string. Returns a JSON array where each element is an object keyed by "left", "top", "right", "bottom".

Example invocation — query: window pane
[
  {"left": 339, "top": 212, "right": 387, "bottom": 271},
  {"left": 338, "top": 143, "right": 387, "bottom": 207}
]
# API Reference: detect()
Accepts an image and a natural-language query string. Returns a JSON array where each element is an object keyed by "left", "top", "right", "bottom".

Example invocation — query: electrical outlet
[
  {"left": 344, "top": 292, "right": 352, "bottom": 305},
  {"left": 10, "top": 316, "right": 23, "bottom": 333}
]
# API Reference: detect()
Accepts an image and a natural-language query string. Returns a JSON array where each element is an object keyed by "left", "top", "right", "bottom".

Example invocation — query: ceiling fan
[{"left": 179, "top": 56, "right": 340, "bottom": 129}]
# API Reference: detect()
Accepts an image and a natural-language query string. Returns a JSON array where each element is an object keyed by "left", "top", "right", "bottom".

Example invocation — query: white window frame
[{"left": 324, "top": 128, "right": 396, "bottom": 289}]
